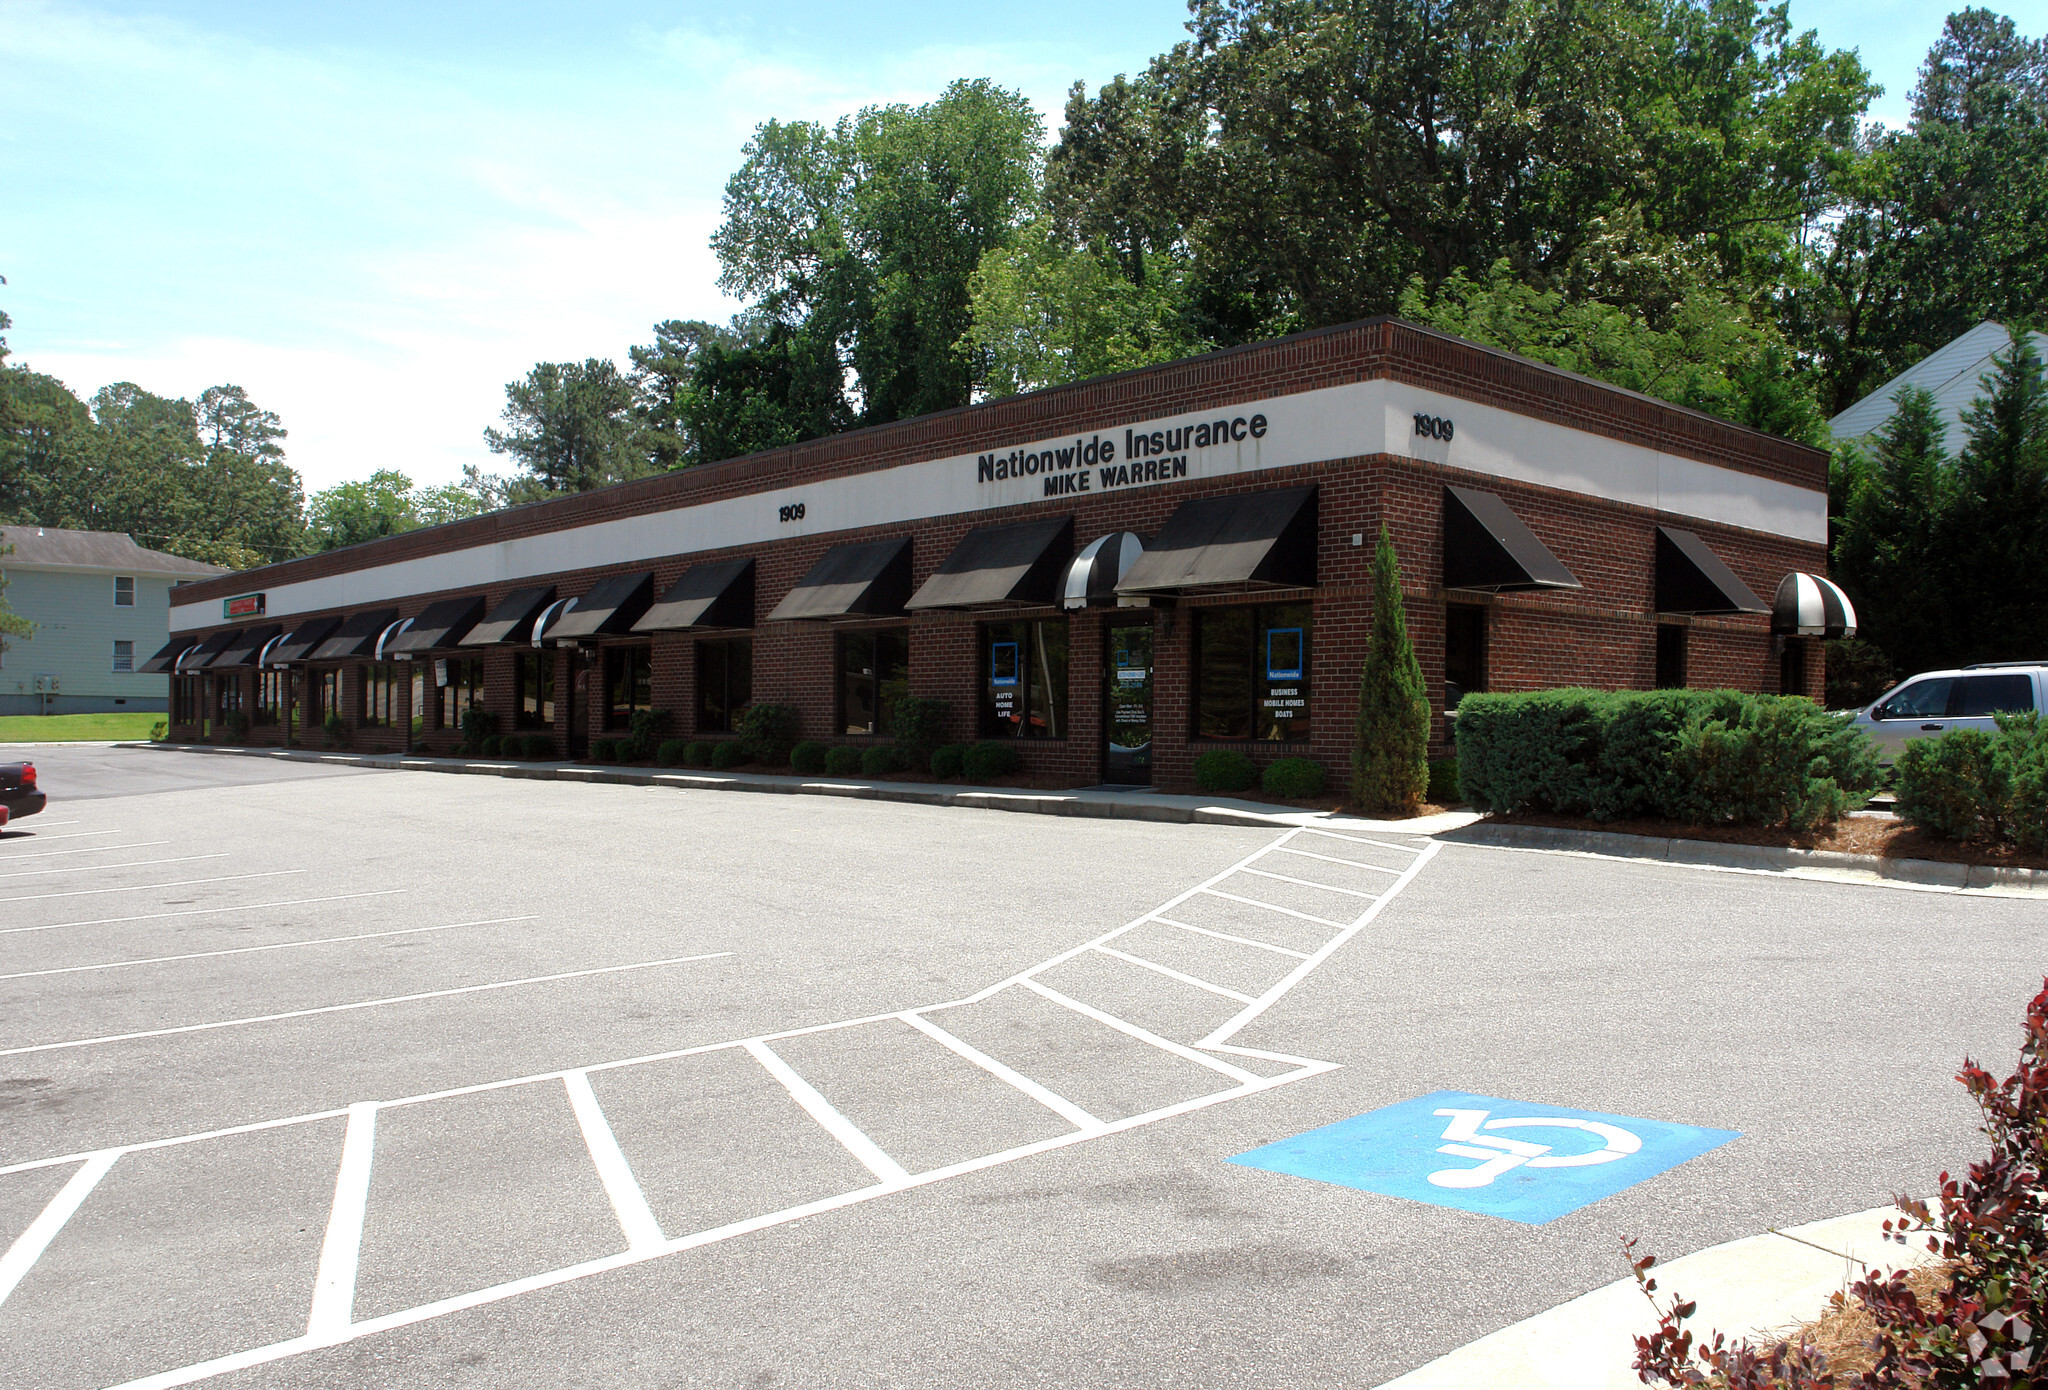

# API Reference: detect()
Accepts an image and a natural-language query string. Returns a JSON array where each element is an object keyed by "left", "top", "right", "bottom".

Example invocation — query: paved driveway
[{"left": 0, "top": 749, "right": 2034, "bottom": 1388}]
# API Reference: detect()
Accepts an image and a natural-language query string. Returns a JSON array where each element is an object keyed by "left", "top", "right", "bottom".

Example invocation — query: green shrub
[
  {"left": 1427, "top": 756, "right": 1460, "bottom": 804},
  {"left": 224, "top": 709, "right": 251, "bottom": 740},
  {"left": 890, "top": 697, "right": 949, "bottom": 772},
  {"left": 458, "top": 705, "right": 494, "bottom": 748},
  {"left": 710, "top": 740, "right": 746, "bottom": 770},
  {"left": 480, "top": 733, "right": 503, "bottom": 757},
  {"left": 1894, "top": 714, "right": 2048, "bottom": 847},
  {"left": 1354, "top": 524, "right": 1430, "bottom": 814},
  {"left": 961, "top": 740, "right": 1021, "bottom": 783},
  {"left": 824, "top": 745, "right": 863, "bottom": 776},
  {"left": 1454, "top": 688, "right": 1881, "bottom": 830},
  {"left": 625, "top": 708, "right": 670, "bottom": 761},
  {"left": 860, "top": 745, "right": 897, "bottom": 778},
  {"left": 2004, "top": 713, "right": 2048, "bottom": 852},
  {"left": 324, "top": 712, "right": 349, "bottom": 749},
  {"left": 655, "top": 739, "right": 688, "bottom": 767},
  {"left": 789, "top": 741, "right": 829, "bottom": 774},
  {"left": 1194, "top": 748, "right": 1257, "bottom": 793},
  {"left": 592, "top": 739, "right": 619, "bottom": 763},
  {"left": 930, "top": 744, "right": 967, "bottom": 779},
  {"left": 149, "top": 719, "right": 168, "bottom": 741},
  {"left": 736, "top": 702, "right": 800, "bottom": 765},
  {"left": 523, "top": 734, "right": 555, "bottom": 759},
  {"left": 684, "top": 741, "right": 712, "bottom": 768},
  {"left": 1263, "top": 757, "right": 1326, "bottom": 798}
]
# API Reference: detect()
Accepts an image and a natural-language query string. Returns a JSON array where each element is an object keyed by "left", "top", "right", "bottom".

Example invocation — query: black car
[{"left": 1, "top": 761, "right": 46, "bottom": 825}]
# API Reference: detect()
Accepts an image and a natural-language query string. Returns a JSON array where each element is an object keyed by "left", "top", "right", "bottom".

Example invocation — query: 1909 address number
[
  {"left": 778, "top": 502, "right": 806, "bottom": 523},
  {"left": 1413, "top": 412, "right": 1455, "bottom": 441}
]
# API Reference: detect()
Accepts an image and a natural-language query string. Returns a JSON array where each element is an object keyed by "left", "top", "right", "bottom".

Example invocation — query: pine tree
[
  {"left": 1949, "top": 332, "right": 2048, "bottom": 664},
  {"left": 1353, "top": 525, "right": 1430, "bottom": 815},
  {"left": 1834, "top": 385, "right": 1952, "bottom": 677}
]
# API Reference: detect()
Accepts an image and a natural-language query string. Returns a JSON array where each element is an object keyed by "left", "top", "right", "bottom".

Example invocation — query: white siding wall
[{"left": 0, "top": 567, "right": 178, "bottom": 711}]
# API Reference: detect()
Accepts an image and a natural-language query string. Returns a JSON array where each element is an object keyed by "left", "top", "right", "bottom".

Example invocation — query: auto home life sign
[{"left": 224, "top": 593, "right": 266, "bottom": 619}]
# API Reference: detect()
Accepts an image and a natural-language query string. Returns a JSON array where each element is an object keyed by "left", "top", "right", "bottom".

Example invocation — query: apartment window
[
  {"left": 256, "top": 670, "right": 285, "bottom": 725},
  {"left": 697, "top": 638, "right": 752, "bottom": 734},
  {"left": 111, "top": 640, "right": 134, "bottom": 673},
  {"left": 113, "top": 576, "right": 135, "bottom": 607},
  {"left": 516, "top": 651, "right": 555, "bottom": 730},
  {"left": 981, "top": 619, "right": 1068, "bottom": 739},
  {"left": 440, "top": 657, "right": 485, "bottom": 729},
  {"left": 1444, "top": 604, "right": 1487, "bottom": 712},
  {"left": 1655, "top": 625, "right": 1688, "bottom": 690},
  {"left": 838, "top": 628, "right": 908, "bottom": 736},
  {"left": 604, "top": 645, "right": 653, "bottom": 729},
  {"left": 1193, "top": 603, "right": 1311, "bottom": 741},
  {"left": 362, "top": 663, "right": 402, "bottom": 728}
]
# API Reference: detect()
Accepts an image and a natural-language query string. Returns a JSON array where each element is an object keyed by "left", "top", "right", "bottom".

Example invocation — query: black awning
[
  {"left": 179, "top": 628, "right": 244, "bottom": 670},
  {"left": 270, "top": 615, "right": 341, "bottom": 664},
  {"left": 633, "top": 559, "right": 755, "bottom": 633},
  {"left": 138, "top": 637, "right": 195, "bottom": 674},
  {"left": 1115, "top": 486, "right": 1318, "bottom": 597},
  {"left": 765, "top": 537, "right": 913, "bottom": 622},
  {"left": 388, "top": 596, "right": 487, "bottom": 654},
  {"left": 1655, "top": 528, "right": 1769, "bottom": 615},
  {"left": 906, "top": 518, "right": 1073, "bottom": 611},
  {"left": 309, "top": 608, "right": 400, "bottom": 661},
  {"left": 1442, "top": 486, "right": 1582, "bottom": 593},
  {"left": 458, "top": 586, "right": 558, "bottom": 647},
  {"left": 212, "top": 623, "right": 284, "bottom": 668},
  {"left": 547, "top": 572, "right": 657, "bottom": 641}
]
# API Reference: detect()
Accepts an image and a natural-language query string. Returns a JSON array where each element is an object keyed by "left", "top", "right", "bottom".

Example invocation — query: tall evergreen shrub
[{"left": 1353, "top": 525, "right": 1430, "bottom": 814}]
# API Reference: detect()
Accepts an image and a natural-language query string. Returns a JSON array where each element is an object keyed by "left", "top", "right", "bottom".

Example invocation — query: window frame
[
  {"left": 113, "top": 575, "right": 135, "bottom": 608},
  {"left": 111, "top": 639, "right": 135, "bottom": 673},
  {"left": 836, "top": 627, "right": 909, "bottom": 737},
  {"left": 979, "top": 618, "right": 1069, "bottom": 740},
  {"left": 696, "top": 637, "right": 752, "bottom": 734},
  {"left": 1443, "top": 603, "right": 1488, "bottom": 713},
  {"left": 439, "top": 656, "right": 485, "bottom": 730},
  {"left": 1654, "top": 624, "right": 1688, "bottom": 690},
  {"left": 1191, "top": 602, "right": 1313, "bottom": 742},
  {"left": 603, "top": 644, "right": 654, "bottom": 730},
  {"left": 516, "top": 651, "right": 556, "bottom": 730},
  {"left": 360, "top": 662, "right": 402, "bottom": 728},
  {"left": 256, "top": 669, "right": 285, "bottom": 725}
]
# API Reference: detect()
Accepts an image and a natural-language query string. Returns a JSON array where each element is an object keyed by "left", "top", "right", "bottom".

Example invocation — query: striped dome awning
[{"left": 1772, "top": 572, "right": 1857, "bottom": 639}]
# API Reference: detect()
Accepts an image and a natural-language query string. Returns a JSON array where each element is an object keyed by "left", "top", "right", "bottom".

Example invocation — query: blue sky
[{"left": 2, "top": 0, "right": 2030, "bottom": 492}]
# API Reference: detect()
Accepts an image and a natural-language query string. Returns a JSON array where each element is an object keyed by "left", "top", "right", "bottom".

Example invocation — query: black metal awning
[
  {"left": 309, "top": 608, "right": 400, "bottom": 662},
  {"left": 547, "top": 572, "right": 657, "bottom": 641},
  {"left": 387, "top": 596, "right": 487, "bottom": 655},
  {"left": 177, "top": 628, "right": 244, "bottom": 670},
  {"left": 632, "top": 559, "right": 755, "bottom": 633},
  {"left": 270, "top": 615, "right": 342, "bottom": 664},
  {"left": 1115, "top": 486, "right": 1318, "bottom": 597},
  {"left": 1655, "top": 528, "right": 1768, "bottom": 615},
  {"left": 765, "top": 537, "right": 913, "bottom": 622},
  {"left": 906, "top": 518, "right": 1072, "bottom": 611},
  {"left": 212, "top": 623, "right": 284, "bottom": 668},
  {"left": 1772, "top": 572, "right": 1858, "bottom": 638},
  {"left": 138, "top": 637, "right": 196, "bottom": 674},
  {"left": 1442, "top": 486, "right": 1582, "bottom": 593},
  {"left": 458, "top": 586, "right": 558, "bottom": 647}
]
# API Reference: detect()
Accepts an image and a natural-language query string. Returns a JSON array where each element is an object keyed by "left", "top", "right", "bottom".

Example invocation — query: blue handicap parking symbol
[{"left": 1228, "top": 1090, "right": 1740, "bottom": 1225}]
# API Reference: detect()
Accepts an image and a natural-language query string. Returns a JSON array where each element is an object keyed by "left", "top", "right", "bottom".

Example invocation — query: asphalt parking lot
[{"left": 0, "top": 745, "right": 2039, "bottom": 1389}]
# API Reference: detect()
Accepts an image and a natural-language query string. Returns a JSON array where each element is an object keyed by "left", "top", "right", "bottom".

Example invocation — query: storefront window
[
  {"left": 1444, "top": 604, "right": 1487, "bottom": 711},
  {"left": 315, "top": 669, "right": 342, "bottom": 727},
  {"left": 698, "top": 638, "right": 752, "bottom": 733},
  {"left": 362, "top": 663, "right": 403, "bottom": 728},
  {"left": 1194, "top": 603, "right": 1311, "bottom": 740},
  {"left": 173, "top": 676, "right": 199, "bottom": 724},
  {"left": 604, "top": 645, "right": 653, "bottom": 728},
  {"left": 517, "top": 651, "right": 556, "bottom": 729},
  {"left": 839, "top": 628, "right": 908, "bottom": 735},
  {"left": 256, "top": 670, "right": 285, "bottom": 725},
  {"left": 218, "top": 675, "right": 245, "bottom": 717},
  {"left": 1655, "top": 625, "right": 1687, "bottom": 689},
  {"left": 440, "top": 657, "right": 485, "bottom": 729},
  {"left": 981, "top": 619, "right": 1068, "bottom": 739}
]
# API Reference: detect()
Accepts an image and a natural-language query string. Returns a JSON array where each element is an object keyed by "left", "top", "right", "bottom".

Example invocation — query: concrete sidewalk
[
  {"left": 126, "top": 740, "right": 1476, "bottom": 833},
  {"left": 1379, "top": 1204, "right": 1938, "bottom": 1388}
]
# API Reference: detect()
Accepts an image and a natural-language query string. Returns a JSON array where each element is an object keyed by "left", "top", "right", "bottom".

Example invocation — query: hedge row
[
  {"left": 1453, "top": 688, "right": 1880, "bottom": 830},
  {"left": 1191, "top": 750, "right": 1328, "bottom": 798},
  {"left": 1895, "top": 714, "right": 2048, "bottom": 850}
]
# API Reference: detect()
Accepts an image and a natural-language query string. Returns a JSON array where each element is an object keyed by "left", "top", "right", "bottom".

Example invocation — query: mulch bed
[{"left": 1493, "top": 810, "right": 2048, "bottom": 873}]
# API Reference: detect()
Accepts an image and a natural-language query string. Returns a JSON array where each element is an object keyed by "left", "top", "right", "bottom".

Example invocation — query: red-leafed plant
[{"left": 1629, "top": 977, "right": 2048, "bottom": 1388}]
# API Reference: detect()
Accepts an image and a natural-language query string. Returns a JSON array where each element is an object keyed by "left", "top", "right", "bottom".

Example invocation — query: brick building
[{"left": 153, "top": 318, "right": 1838, "bottom": 789}]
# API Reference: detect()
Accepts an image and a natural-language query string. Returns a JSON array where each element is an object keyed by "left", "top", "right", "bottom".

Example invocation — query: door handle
[{"left": 1921, "top": 723, "right": 1945, "bottom": 732}]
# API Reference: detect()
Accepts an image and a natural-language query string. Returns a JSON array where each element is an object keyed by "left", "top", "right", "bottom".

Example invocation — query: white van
[{"left": 1847, "top": 662, "right": 2045, "bottom": 759}]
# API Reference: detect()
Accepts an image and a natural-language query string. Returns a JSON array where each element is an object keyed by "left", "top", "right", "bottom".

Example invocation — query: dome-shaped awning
[
  {"left": 1063, "top": 532, "right": 1145, "bottom": 609},
  {"left": 1772, "top": 572, "right": 1857, "bottom": 639}
]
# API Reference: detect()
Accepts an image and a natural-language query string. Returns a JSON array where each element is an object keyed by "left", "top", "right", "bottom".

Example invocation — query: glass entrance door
[{"left": 1103, "top": 621, "right": 1154, "bottom": 784}]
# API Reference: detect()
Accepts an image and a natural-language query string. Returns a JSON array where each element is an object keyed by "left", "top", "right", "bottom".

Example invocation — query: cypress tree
[
  {"left": 1354, "top": 524, "right": 1430, "bottom": 815},
  {"left": 1834, "top": 385, "right": 1951, "bottom": 677},
  {"left": 1949, "top": 332, "right": 2048, "bottom": 664}
]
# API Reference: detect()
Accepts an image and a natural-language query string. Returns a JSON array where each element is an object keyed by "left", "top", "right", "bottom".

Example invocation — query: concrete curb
[
  {"left": 1375, "top": 1205, "right": 1935, "bottom": 1389},
  {"left": 1440, "top": 820, "right": 2048, "bottom": 896},
  {"left": 122, "top": 742, "right": 1478, "bottom": 835}
]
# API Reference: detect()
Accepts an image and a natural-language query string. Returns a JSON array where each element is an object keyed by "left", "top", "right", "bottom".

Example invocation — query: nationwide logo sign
[
  {"left": 224, "top": 592, "right": 266, "bottom": 619},
  {"left": 976, "top": 411, "right": 1272, "bottom": 498}
]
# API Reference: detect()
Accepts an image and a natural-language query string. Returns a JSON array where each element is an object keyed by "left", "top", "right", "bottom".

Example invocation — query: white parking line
[
  {"left": 0, "top": 840, "right": 171, "bottom": 861},
  {"left": 0, "top": 891, "right": 405, "bottom": 938},
  {"left": 1273, "top": 844, "right": 1405, "bottom": 873},
  {"left": 1238, "top": 865, "right": 1379, "bottom": 897},
  {"left": 0, "top": 1150, "right": 119, "bottom": 1309},
  {"left": 0, "top": 917, "right": 541, "bottom": 983},
  {"left": 1092, "top": 945, "right": 1258, "bottom": 1004},
  {"left": 0, "top": 953, "right": 737, "bottom": 1058},
  {"left": 899, "top": 1010, "right": 1102, "bottom": 1132},
  {"left": 0, "top": 870, "right": 304, "bottom": 904},
  {"left": 745, "top": 1039, "right": 910, "bottom": 1184},
  {"left": 305, "top": 1103, "right": 376, "bottom": 1340},
  {"left": 1156, "top": 918, "right": 1311, "bottom": 959},
  {"left": 1, "top": 829, "right": 123, "bottom": 843},
  {"left": 563, "top": 1072, "right": 666, "bottom": 1252},
  {"left": 1197, "top": 887, "right": 1345, "bottom": 927},
  {"left": 1021, "top": 978, "right": 1262, "bottom": 1084},
  {"left": 0, "top": 854, "right": 227, "bottom": 881}
]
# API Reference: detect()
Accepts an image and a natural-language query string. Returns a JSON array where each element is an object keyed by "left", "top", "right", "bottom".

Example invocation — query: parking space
[{"left": 0, "top": 749, "right": 2041, "bottom": 1388}]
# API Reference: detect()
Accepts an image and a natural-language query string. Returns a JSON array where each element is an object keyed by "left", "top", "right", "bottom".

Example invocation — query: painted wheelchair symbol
[{"left": 1426, "top": 1107, "right": 1643, "bottom": 1189}]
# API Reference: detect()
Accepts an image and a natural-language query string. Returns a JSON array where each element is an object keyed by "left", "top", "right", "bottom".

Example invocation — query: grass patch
[{"left": 0, "top": 712, "right": 164, "bottom": 743}]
